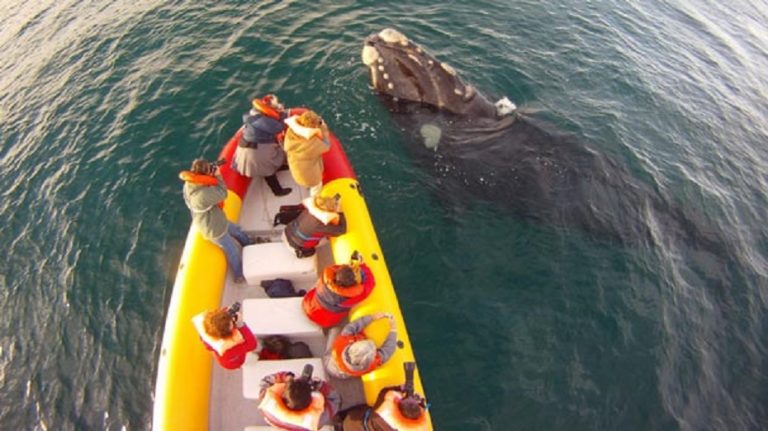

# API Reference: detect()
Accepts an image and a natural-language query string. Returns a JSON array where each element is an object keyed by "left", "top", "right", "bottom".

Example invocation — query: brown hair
[
  {"left": 284, "top": 378, "right": 313, "bottom": 410},
  {"left": 203, "top": 308, "right": 234, "bottom": 338},
  {"left": 190, "top": 159, "right": 210, "bottom": 174},
  {"left": 297, "top": 110, "right": 323, "bottom": 128},
  {"left": 335, "top": 265, "right": 358, "bottom": 287},
  {"left": 398, "top": 397, "right": 423, "bottom": 420}
]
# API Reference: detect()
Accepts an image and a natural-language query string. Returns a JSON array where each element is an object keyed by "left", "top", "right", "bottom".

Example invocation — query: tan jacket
[{"left": 283, "top": 116, "right": 330, "bottom": 187}]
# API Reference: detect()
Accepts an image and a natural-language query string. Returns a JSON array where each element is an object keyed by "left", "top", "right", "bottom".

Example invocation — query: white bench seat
[
  {"left": 242, "top": 242, "right": 317, "bottom": 286},
  {"left": 242, "top": 297, "right": 326, "bottom": 356},
  {"left": 242, "top": 357, "right": 326, "bottom": 399}
]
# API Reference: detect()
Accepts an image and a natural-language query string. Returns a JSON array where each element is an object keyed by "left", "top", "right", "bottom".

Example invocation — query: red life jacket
[{"left": 302, "top": 264, "right": 375, "bottom": 327}]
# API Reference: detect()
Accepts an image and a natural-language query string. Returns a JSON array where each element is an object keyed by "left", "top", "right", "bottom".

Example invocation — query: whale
[{"left": 361, "top": 28, "right": 724, "bottom": 253}]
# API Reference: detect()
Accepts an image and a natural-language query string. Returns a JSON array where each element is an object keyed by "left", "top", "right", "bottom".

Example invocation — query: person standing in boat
[
  {"left": 233, "top": 94, "right": 294, "bottom": 197},
  {"left": 258, "top": 364, "right": 341, "bottom": 431},
  {"left": 284, "top": 194, "right": 347, "bottom": 258},
  {"left": 283, "top": 110, "right": 330, "bottom": 196},
  {"left": 324, "top": 312, "right": 398, "bottom": 379},
  {"left": 192, "top": 302, "right": 257, "bottom": 370},
  {"left": 180, "top": 158, "right": 252, "bottom": 283},
  {"left": 302, "top": 252, "right": 375, "bottom": 327}
]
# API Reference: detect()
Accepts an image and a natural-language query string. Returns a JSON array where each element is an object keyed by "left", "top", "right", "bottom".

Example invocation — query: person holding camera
[
  {"left": 181, "top": 158, "right": 253, "bottom": 283},
  {"left": 258, "top": 364, "right": 340, "bottom": 430},
  {"left": 324, "top": 312, "right": 398, "bottom": 379},
  {"left": 302, "top": 252, "right": 376, "bottom": 328},
  {"left": 339, "top": 363, "right": 429, "bottom": 431},
  {"left": 233, "top": 94, "right": 294, "bottom": 197},
  {"left": 283, "top": 193, "right": 347, "bottom": 258},
  {"left": 191, "top": 302, "right": 257, "bottom": 370},
  {"left": 283, "top": 110, "right": 330, "bottom": 197}
]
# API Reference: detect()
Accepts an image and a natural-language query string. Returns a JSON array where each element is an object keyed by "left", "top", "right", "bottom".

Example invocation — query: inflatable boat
[{"left": 152, "top": 123, "right": 432, "bottom": 430}]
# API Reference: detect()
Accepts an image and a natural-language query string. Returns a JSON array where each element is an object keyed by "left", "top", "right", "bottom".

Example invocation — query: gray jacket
[{"left": 183, "top": 175, "right": 228, "bottom": 240}]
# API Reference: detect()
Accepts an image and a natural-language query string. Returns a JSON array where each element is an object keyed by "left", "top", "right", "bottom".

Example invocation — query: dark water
[{"left": 2, "top": 1, "right": 767, "bottom": 430}]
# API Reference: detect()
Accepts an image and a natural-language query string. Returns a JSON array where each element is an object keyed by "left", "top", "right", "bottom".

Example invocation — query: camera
[
  {"left": 300, "top": 363, "right": 314, "bottom": 381},
  {"left": 227, "top": 301, "right": 241, "bottom": 320},
  {"left": 403, "top": 362, "right": 416, "bottom": 397},
  {"left": 208, "top": 159, "right": 226, "bottom": 175}
]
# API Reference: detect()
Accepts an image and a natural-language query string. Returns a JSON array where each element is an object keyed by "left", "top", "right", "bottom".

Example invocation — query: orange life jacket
[
  {"left": 375, "top": 391, "right": 429, "bottom": 431},
  {"left": 322, "top": 265, "right": 365, "bottom": 298},
  {"left": 179, "top": 171, "right": 224, "bottom": 209},
  {"left": 258, "top": 382, "right": 325, "bottom": 431},
  {"left": 331, "top": 334, "right": 382, "bottom": 377},
  {"left": 252, "top": 97, "right": 282, "bottom": 121}
]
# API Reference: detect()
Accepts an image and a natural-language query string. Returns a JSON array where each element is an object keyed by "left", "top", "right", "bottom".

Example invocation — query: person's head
[
  {"left": 203, "top": 308, "right": 235, "bottom": 339},
  {"left": 253, "top": 94, "right": 284, "bottom": 114},
  {"left": 398, "top": 396, "right": 424, "bottom": 420},
  {"left": 297, "top": 110, "right": 323, "bottom": 129},
  {"left": 344, "top": 339, "right": 377, "bottom": 370},
  {"left": 335, "top": 265, "right": 360, "bottom": 287},
  {"left": 190, "top": 158, "right": 211, "bottom": 175},
  {"left": 283, "top": 377, "right": 313, "bottom": 410}
]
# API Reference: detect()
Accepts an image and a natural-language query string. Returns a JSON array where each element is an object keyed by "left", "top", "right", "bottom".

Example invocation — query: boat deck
[{"left": 208, "top": 170, "right": 366, "bottom": 431}]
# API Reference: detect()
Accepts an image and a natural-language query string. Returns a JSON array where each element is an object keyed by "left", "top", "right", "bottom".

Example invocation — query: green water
[{"left": 1, "top": 1, "right": 767, "bottom": 430}]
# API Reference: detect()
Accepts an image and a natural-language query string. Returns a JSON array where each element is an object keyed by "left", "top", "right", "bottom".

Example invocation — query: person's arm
[
  {"left": 258, "top": 371, "right": 293, "bottom": 398},
  {"left": 314, "top": 379, "right": 341, "bottom": 418},
  {"left": 377, "top": 314, "right": 398, "bottom": 364},
  {"left": 341, "top": 314, "right": 375, "bottom": 336},
  {"left": 238, "top": 324, "right": 258, "bottom": 352},
  {"left": 321, "top": 124, "right": 330, "bottom": 146},
  {"left": 316, "top": 212, "right": 347, "bottom": 236}
]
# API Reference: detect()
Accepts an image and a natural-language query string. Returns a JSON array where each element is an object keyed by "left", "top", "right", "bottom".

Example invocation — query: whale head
[{"left": 362, "top": 28, "right": 512, "bottom": 118}]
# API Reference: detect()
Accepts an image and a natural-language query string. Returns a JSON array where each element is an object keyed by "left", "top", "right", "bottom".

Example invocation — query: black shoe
[
  {"left": 295, "top": 247, "right": 316, "bottom": 258},
  {"left": 265, "top": 174, "right": 292, "bottom": 197}
]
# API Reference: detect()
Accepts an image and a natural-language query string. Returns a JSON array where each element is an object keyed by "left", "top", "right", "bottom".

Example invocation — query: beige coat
[{"left": 283, "top": 116, "right": 330, "bottom": 187}]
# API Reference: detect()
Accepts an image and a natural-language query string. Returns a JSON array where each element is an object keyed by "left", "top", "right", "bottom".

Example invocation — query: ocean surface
[{"left": 1, "top": 1, "right": 767, "bottom": 430}]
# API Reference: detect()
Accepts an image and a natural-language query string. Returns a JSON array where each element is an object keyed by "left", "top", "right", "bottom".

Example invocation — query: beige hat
[{"left": 344, "top": 339, "right": 377, "bottom": 371}]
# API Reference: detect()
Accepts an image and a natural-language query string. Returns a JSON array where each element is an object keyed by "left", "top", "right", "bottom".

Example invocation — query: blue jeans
[{"left": 211, "top": 223, "right": 251, "bottom": 280}]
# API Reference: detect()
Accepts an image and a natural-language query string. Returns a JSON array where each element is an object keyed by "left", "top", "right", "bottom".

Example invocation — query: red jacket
[{"left": 201, "top": 324, "right": 258, "bottom": 370}]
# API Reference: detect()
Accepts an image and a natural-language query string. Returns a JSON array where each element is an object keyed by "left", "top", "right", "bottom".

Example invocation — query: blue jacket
[{"left": 241, "top": 112, "right": 285, "bottom": 147}]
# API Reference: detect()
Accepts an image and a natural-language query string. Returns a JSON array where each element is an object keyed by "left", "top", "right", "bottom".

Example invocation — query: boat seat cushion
[
  {"left": 242, "top": 297, "right": 326, "bottom": 356},
  {"left": 242, "top": 357, "right": 326, "bottom": 399},
  {"left": 242, "top": 242, "right": 317, "bottom": 286}
]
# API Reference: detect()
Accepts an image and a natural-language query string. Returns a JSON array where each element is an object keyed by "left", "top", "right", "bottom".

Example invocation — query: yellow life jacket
[
  {"left": 375, "top": 391, "right": 429, "bottom": 431},
  {"left": 258, "top": 382, "right": 325, "bottom": 431}
]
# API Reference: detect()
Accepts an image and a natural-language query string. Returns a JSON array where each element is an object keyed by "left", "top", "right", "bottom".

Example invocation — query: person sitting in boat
[
  {"left": 284, "top": 194, "right": 346, "bottom": 258},
  {"left": 302, "top": 251, "right": 375, "bottom": 328},
  {"left": 233, "top": 94, "right": 293, "bottom": 197},
  {"left": 283, "top": 110, "right": 330, "bottom": 197},
  {"left": 180, "top": 158, "right": 253, "bottom": 283},
  {"left": 339, "top": 362, "right": 429, "bottom": 431},
  {"left": 258, "top": 364, "right": 340, "bottom": 431},
  {"left": 192, "top": 302, "right": 257, "bottom": 370},
  {"left": 324, "top": 312, "right": 398, "bottom": 379}
]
